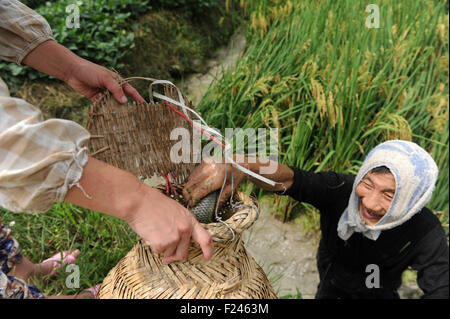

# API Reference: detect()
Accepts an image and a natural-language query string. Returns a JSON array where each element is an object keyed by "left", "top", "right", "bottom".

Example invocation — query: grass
[
  {"left": 0, "top": 204, "right": 137, "bottom": 295},
  {"left": 279, "top": 288, "right": 303, "bottom": 299},
  {"left": 120, "top": 6, "right": 242, "bottom": 95}
]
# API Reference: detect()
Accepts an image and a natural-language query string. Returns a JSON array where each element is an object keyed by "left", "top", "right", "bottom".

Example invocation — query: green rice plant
[{"left": 198, "top": 0, "right": 449, "bottom": 228}]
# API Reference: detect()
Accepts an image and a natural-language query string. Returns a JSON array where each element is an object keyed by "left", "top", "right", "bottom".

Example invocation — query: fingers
[
  {"left": 68, "top": 249, "right": 81, "bottom": 260},
  {"left": 151, "top": 220, "right": 213, "bottom": 264},
  {"left": 103, "top": 76, "right": 146, "bottom": 104},
  {"left": 183, "top": 161, "right": 223, "bottom": 206},
  {"left": 185, "top": 184, "right": 213, "bottom": 207},
  {"left": 162, "top": 226, "right": 191, "bottom": 264},
  {"left": 184, "top": 165, "right": 209, "bottom": 190},
  {"left": 183, "top": 178, "right": 205, "bottom": 207},
  {"left": 161, "top": 243, "right": 177, "bottom": 262},
  {"left": 123, "top": 83, "right": 145, "bottom": 104},
  {"left": 191, "top": 223, "right": 214, "bottom": 261},
  {"left": 104, "top": 76, "right": 128, "bottom": 104}
]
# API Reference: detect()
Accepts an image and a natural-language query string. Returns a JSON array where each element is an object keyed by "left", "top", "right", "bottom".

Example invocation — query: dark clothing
[{"left": 283, "top": 167, "right": 449, "bottom": 299}]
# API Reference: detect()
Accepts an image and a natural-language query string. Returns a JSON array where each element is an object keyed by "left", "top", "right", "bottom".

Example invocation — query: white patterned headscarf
[{"left": 337, "top": 140, "right": 439, "bottom": 241}]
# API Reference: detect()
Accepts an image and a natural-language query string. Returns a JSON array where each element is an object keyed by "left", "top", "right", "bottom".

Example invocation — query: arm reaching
[
  {"left": 0, "top": 82, "right": 212, "bottom": 265},
  {"left": 0, "top": 0, "right": 144, "bottom": 104},
  {"left": 183, "top": 156, "right": 294, "bottom": 208},
  {"left": 22, "top": 40, "right": 144, "bottom": 104},
  {"left": 65, "top": 156, "right": 214, "bottom": 264}
]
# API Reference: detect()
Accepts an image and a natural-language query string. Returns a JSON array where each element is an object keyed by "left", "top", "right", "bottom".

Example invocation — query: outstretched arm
[
  {"left": 0, "top": 0, "right": 144, "bottom": 104},
  {"left": 65, "top": 156, "right": 214, "bottom": 265},
  {"left": 22, "top": 40, "right": 144, "bottom": 104},
  {"left": 183, "top": 156, "right": 294, "bottom": 208}
]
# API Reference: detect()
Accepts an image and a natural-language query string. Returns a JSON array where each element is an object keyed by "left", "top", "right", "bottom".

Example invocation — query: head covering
[{"left": 337, "top": 140, "right": 439, "bottom": 241}]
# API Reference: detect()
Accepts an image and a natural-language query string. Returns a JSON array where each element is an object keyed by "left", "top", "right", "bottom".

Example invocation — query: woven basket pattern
[
  {"left": 86, "top": 83, "right": 196, "bottom": 184},
  {"left": 86, "top": 79, "right": 277, "bottom": 299},
  {"left": 97, "top": 192, "right": 277, "bottom": 299}
]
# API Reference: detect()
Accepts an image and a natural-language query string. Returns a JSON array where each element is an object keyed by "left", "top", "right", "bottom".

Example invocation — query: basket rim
[{"left": 203, "top": 191, "right": 259, "bottom": 243}]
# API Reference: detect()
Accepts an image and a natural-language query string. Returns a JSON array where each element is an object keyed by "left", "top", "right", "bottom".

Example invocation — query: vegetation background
[{"left": 0, "top": 0, "right": 448, "bottom": 298}]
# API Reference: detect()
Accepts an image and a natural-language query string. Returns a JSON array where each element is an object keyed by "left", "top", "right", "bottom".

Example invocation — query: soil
[
  {"left": 177, "top": 31, "right": 247, "bottom": 106},
  {"left": 242, "top": 201, "right": 320, "bottom": 299}
]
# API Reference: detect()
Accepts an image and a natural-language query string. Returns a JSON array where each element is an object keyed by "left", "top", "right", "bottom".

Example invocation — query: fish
[{"left": 190, "top": 190, "right": 219, "bottom": 224}]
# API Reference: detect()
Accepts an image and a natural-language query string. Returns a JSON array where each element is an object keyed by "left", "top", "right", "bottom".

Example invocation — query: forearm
[
  {"left": 64, "top": 156, "right": 147, "bottom": 222},
  {"left": 22, "top": 40, "right": 80, "bottom": 82},
  {"left": 65, "top": 155, "right": 214, "bottom": 263},
  {"left": 234, "top": 156, "right": 294, "bottom": 192}
]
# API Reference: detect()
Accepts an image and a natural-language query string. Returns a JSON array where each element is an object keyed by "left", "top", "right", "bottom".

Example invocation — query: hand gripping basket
[{"left": 86, "top": 78, "right": 277, "bottom": 299}]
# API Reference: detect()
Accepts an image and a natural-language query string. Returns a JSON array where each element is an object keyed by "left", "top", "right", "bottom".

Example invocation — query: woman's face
[{"left": 355, "top": 171, "right": 396, "bottom": 226}]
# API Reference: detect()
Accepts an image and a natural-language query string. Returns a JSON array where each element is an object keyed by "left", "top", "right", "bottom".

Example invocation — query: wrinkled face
[{"left": 355, "top": 171, "right": 396, "bottom": 226}]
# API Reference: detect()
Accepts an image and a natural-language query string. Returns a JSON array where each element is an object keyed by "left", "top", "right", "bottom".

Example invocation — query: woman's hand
[
  {"left": 126, "top": 186, "right": 214, "bottom": 264},
  {"left": 65, "top": 57, "right": 145, "bottom": 104},
  {"left": 183, "top": 157, "right": 247, "bottom": 208},
  {"left": 23, "top": 40, "right": 145, "bottom": 104}
]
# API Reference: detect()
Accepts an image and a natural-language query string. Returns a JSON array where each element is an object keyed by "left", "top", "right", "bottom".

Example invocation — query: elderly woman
[{"left": 183, "top": 140, "right": 449, "bottom": 298}]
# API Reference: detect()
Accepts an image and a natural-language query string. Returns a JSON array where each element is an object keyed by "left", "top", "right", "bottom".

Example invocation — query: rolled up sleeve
[
  {"left": 0, "top": 0, "right": 54, "bottom": 65},
  {"left": 0, "top": 78, "right": 91, "bottom": 213}
]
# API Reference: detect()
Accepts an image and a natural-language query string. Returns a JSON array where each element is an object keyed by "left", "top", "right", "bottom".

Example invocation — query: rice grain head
[{"left": 311, "top": 78, "right": 327, "bottom": 123}]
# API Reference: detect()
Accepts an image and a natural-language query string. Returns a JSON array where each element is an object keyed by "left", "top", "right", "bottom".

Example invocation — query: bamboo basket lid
[{"left": 86, "top": 78, "right": 277, "bottom": 299}]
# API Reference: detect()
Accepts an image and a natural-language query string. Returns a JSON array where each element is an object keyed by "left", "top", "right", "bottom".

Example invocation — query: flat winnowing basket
[
  {"left": 86, "top": 78, "right": 277, "bottom": 299},
  {"left": 86, "top": 80, "right": 197, "bottom": 184}
]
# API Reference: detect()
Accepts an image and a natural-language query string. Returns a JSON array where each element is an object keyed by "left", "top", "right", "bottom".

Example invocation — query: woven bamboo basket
[{"left": 86, "top": 78, "right": 277, "bottom": 299}]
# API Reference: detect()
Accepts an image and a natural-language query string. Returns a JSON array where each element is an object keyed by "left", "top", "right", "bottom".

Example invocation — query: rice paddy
[{"left": 198, "top": 0, "right": 449, "bottom": 226}]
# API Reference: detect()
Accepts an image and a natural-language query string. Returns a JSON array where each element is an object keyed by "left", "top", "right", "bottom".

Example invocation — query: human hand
[
  {"left": 65, "top": 57, "right": 145, "bottom": 104},
  {"left": 64, "top": 157, "right": 213, "bottom": 265},
  {"left": 183, "top": 157, "right": 246, "bottom": 209},
  {"left": 125, "top": 185, "right": 214, "bottom": 264},
  {"left": 23, "top": 40, "right": 145, "bottom": 104}
]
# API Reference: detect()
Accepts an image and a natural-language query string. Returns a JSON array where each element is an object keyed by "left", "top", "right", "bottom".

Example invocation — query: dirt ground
[{"left": 242, "top": 202, "right": 320, "bottom": 298}]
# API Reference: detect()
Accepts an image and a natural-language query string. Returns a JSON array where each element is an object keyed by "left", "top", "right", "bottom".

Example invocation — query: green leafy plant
[
  {"left": 151, "top": 0, "right": 221, "bottom": 11},
  {"left": 0, "top": 0, "right": 151, "bottom": 87}
]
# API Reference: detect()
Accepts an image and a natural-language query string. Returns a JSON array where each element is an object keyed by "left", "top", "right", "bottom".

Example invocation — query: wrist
[{"left": 120, "top": 181, "right": 158, "bottom": 224}]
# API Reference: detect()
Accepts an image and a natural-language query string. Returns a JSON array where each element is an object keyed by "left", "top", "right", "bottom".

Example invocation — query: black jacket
[{"left": 284, "top": 167, "right": 449, "bottom": 299}]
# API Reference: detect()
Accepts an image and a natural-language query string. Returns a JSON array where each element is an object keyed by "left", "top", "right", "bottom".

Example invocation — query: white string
[
  {"left": 69, "top": 148, "right": 92, "bottom": 199},
  {"left": 122, "top": 77, "right": 283, "bottom": 241},
  {"left": 70, "top": 182, "right": 92, "bottom": 199},
  {"left": 149, "top": 80, "right": 278, "bottom": 187}
]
